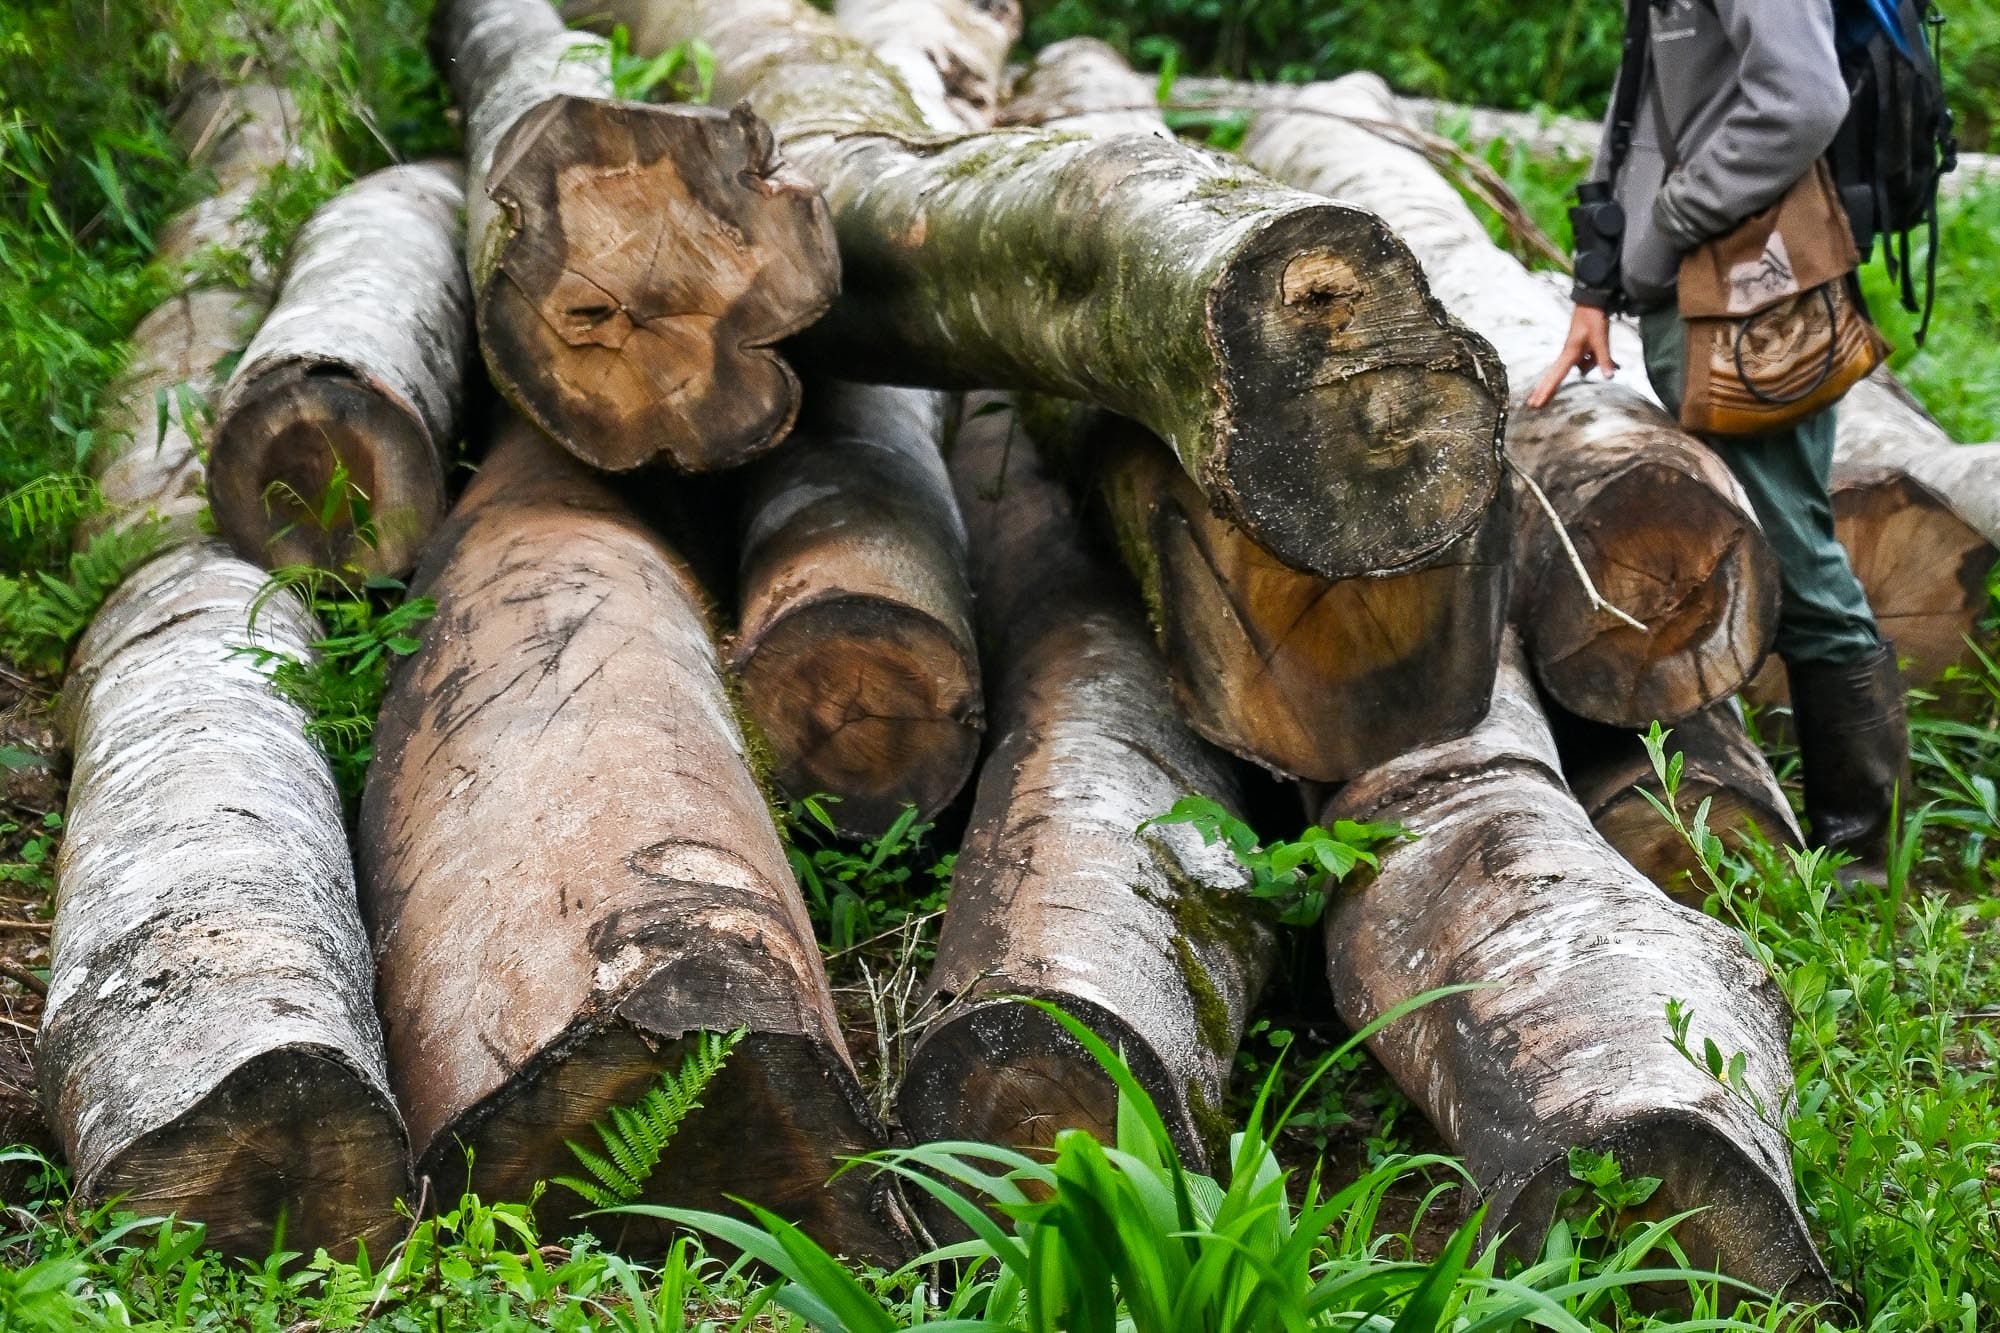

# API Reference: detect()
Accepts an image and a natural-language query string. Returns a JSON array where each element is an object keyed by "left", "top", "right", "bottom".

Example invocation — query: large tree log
[
  {"left": 1238, "top": 73, "right": 1781, "bottom": 727},
  {"left": 359, "top": 416, "right": 899, "bottom": 1258},
  {"left": 1026, "top": 399, "right": 1510, "bottom": 780},
  {"left": 1553, "top": 702, "right": 1801, "bottom": 901},
  {"left": 898, "top": 393, "right": 1275, "bottom": 1168},
  {"left": 730, "top": 383, "right": 982, "bottom": 838},
  {"left": 433, "top": 0, "right": 837, "bottom": 473},
  {"left": 581, "top": 0, "right": 1506, "bottom": 581},
  {"left": 210, "top": 162, "right": 473, "bottom": 578},
  {"left": 995, "top": 44, "right": 1508, "bottom": 779},
  {"left": 1321, "top": 635, "right": 1829, "bottom": 1302},
  {"left": 834, "top": 0, "right": 1017, "bottom": 132},
  {"left": 40, "top": 546, "right": 406, "bottom": 1256},
  {"left": 718, "top": 0, "right": 990, "bottom": 840},
  {"left": 1826, "top": 378, "right": 1997, "bottom": 690},
  {"left": 90, "top": 84, "right": 302, "bottom": 544}
]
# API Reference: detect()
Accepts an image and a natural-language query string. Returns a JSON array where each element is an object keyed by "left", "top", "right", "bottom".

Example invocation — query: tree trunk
[
  {"left": 358, "top": 415, "right": 901, "bottom": 1259},
  {"left": 40, "top": 546, "right": 407, "bottom": 1257},
  {"left": 995, "top": 44, "right": 1509, "bottom": 779},
  {"left": 729, "top": 383, "right": 983, "bottom": 838},
  {"left": 581, "top": 0, "right": 1506, "bottom": 581},
  {"left": 898, "top": 393, "right": 1275, "bottom": 1169},
  {"left": 1027, "top": 399, "right": 1510, "bottom": 781},
  {"left": 1321, "top": 634, "right": 1829, "bottom": 1303},
  {"left": 833, "top": 0, "right": 1017, "bottom": 132},
  {"left": 1827, "top": 375, "right": 1996, "bottom": 692},
  {"left": 210, "top": 161, "right": 474, "bottom": 578},
  {"left": 434, "top": 0, "right": 837, "bottom": 474},
  {"left": 89, "top": 83, "right": 304, "bottom": 545},
  {"left": 1553, "top": 701, "right": 1801, "bottom": 901},
  {"left": 1239, "top": 74, "right": 1782, "bottom": 727}
]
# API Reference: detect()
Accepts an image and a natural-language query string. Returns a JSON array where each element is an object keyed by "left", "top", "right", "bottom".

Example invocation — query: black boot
[{"left": 1786, "top": 642, "right": 1910, "bottom": 873}]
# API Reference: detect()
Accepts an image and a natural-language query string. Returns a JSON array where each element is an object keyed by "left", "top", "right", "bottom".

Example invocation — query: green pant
[{"left": 1637, "top": 306, "right": 1881, "bottom": 665}]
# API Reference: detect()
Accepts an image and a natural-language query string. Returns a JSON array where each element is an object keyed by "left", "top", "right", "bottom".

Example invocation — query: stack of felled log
[{"left": 37, "top": 0, "right": 1999, "bottom": 1305}]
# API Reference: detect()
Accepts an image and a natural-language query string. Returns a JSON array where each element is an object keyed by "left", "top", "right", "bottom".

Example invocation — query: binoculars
[{"left": 1570, "top": 180, "right": 1627, "bottom": 295}]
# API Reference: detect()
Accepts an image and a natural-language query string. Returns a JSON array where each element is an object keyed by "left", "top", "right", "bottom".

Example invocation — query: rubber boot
[{"left": 1786, "top": 642, "right": 1910, "bottom": 879}]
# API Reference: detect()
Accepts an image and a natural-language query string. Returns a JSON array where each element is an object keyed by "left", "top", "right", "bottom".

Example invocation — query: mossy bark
[
  {"left": 896, "top": 393, "right": 1274, "bottom": 1172},
  {"left": 1241, "top": 73, "right": 1783, "bottom": 727},
  {"left": 358, "top": 415, "right": 902, "bottom": 1260},
  {"left": 835, "top": 0, "right": 1018, "bottom": 132},
  {"left": 583, "top": 0, "right": 1505, "bottom": 580},
  {"left": 436, "top": 0, "right": 837, "bottom": 473},
  {"left": 1321, "top": 635, "right": 1830, "bottom": 1305},
  {"left": 210, "top": 161, "right": 473, "bottom": 578}
]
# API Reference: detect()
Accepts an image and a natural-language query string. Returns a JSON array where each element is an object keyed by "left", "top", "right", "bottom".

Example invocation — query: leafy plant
[
  {"left": 238, "top": 568, "right": 435, "bottom": 805},
  {"left": 605, "top": 25, "right": 716, "bottom": 103},
  {"left": 784, "top": 796, "right": 953, "bottom": 954},
  {"left": 0, "top": 520, "right": 166, "bottom": 676},
  {"left": 1141, "top": 793, "right": 1407, "bottom": 926},
  {"left": 557, "top": 1028, "right": 746, "bottom": 1209}
]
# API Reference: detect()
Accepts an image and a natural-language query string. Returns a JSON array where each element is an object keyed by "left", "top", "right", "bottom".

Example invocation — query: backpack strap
[{"left": 1605, "top": 0, "right": 1655, "bottom": 184}]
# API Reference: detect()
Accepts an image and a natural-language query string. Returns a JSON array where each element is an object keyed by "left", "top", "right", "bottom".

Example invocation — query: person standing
[{"left": 1527, "top": 0, "right": 1907, "bottom": 872}]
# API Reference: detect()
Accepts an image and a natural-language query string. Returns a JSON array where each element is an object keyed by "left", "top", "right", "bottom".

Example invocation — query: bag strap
[{"left": 1605, "top": 0, "right": 1654, "bottom": 183}]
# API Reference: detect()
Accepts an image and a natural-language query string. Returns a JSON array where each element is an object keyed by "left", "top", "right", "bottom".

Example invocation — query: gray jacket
[{"left": 1577, "top": 0, "right": 1850, "bottom": 311}]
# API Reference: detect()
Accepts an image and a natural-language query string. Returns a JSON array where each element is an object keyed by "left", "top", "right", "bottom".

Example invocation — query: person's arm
[{"left": 1652, "top": 0, "right": 1848, "bottom": 250}]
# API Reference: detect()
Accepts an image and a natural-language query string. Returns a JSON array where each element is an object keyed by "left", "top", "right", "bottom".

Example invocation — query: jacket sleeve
[{"left": 1652, "top": 0, "right": 1848, "bottom": 249}]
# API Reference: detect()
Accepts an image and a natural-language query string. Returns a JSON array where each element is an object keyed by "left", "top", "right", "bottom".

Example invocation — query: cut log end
[
  {"left": 1530, "top": 461, "right": 1779, "bottom": 728},
  {"left": 430, "top": 1021, "right": 901, "bottom": 1260},
  {"left": 1153, "top": 488, "right": 1509, "bottom": 780},
  {"left": 1834, "top": 472, "right": 1996, "bottom": 691},
  {"left": 92, "top": 1046, "right": 408, "bottom": 1259},
  {"left": 481, "top": 96, "right": 838, "bottom": 472},
  {"left": 210, "top": 368, "right": 447, "bottom": 576},
  {"left": 901, "top": 997, "right": 1206, "bottom": 1161},
  {"left": 733, "top": 595, "right": 981, "bottom": 838},
  {"left": 1212, "top": 208, "right": 1503, "bottom": 578},
  {"left": 1499, "top": 1114, "right": 1834, "bottom": 1307}
]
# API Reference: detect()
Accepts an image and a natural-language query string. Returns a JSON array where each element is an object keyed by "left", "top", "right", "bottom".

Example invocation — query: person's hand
[{"left": 1525, "top": 305, "right": 1617, "bottom": 409}]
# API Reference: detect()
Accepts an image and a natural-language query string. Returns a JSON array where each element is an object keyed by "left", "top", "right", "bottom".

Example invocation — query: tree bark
[
  {"left": 1321, "top": 634, "right": 1829, "bottom": 1302},
  {"left": 89, "top": 83, "right": 303, "bottom": 545},
  {"left": 1827, "top": 375, "right": 1997, "bottom": 690},
  {"left": 1026, "top": 399, "right": 1510, "bottom": 781},
  {"left": 1553, "top": 701, "right": 1801, "bottom": 901},
  {"left": 40, "top": 546, "right": 407, "bottom": 1257},
  {"left": 834, "top": 0, "right": 1017, "bottom": 132},
  {"left": 358, "top": 415, "right": 901, "bottom": 1259},
  {"left": 434, "top": 0, "right": 838, "bottom": 474},
  {"left": 898, "top": 393, "right": 1275, "bottom": 1169},
  {"left": 1238, "top": 74, "right": 1782, "bottom": 727},
  {"left": 995, "top": 44, "right": 1509, "bottom": 779},
  {"left": 581, "top": 0, "right": 1506, "bottom": 581},
  {"left": 210, "top": 162, "right": 473, "bottom": 578},
  {"left": 729, "top": 383, "right": 983, "bottom": 838}
]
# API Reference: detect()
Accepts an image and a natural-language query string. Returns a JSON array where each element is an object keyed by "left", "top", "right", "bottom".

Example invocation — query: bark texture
[
  {"left": 835, "top": 0, "right": 1018, "bottom": 132},
  {"left": 436, "top": 0, "right": 838, "bottom": 473},
  {"left": 898, "top": 393, "right": 1274, "bottom": 1168},
  {"left": 997, "top": 47, "right": 1509, "bottom": 777},
  {"left": 1322, "top": 635, "right": 1829, "bottom": 1302},
  {"left": 41, "top": 546, "right": 406, "bottom": 1256},
  {"left": 1554, "top": 701, "right": 1801, "bottom": 901},
  {"left": 730, "top": 383, "right": 982, "bottom": 838},
  {"left": 91, "top": 83, "right": 303, "bottom": 543},
  {"left": 1240, "top": 73, "right": 1781, "bottom": 726},
  {"left": 1829, "top": 375, "right": 1999, "bottom": 688},
  {"left": 211, "top": 161, "right": 473, "bottom": 577},
  {"left": 589, "top": 0, "right": 1506, "bottom": 580},
  {"left": 1028, "top": 400, "right": 1509, "bottom": 780},
  {"left": 359, "top": 416, "right": 899, "bottom": 1258}
]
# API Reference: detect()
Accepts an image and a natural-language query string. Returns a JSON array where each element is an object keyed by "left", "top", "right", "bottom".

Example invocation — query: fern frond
[{"left": 554, "top": 1027, "right": 746, "bottom": 1209}]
